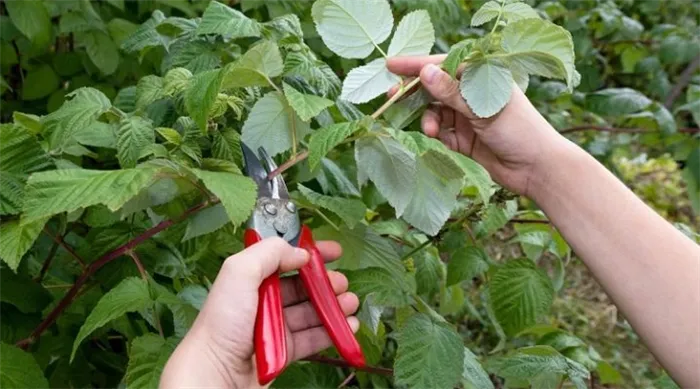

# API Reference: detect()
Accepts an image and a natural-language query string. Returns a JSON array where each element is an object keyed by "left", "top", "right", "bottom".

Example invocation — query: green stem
[
  {"left": 401, "top": 238, "right": 432, "bottom": 260},
  {"left": 371, "top": 77, "right": 422, "bottom": 120},
  {"left": 315, "top": 209, "right": 340, "bottom": 231},
  {"left": 490, "top": 4, "right": 504, "bottom": 35}
]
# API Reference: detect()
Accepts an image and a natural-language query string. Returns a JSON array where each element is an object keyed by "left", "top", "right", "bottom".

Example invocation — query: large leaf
[
  {"left": 311, "top": 0, "right": 393, "bottom": 58},
  {"left": 221, "top": 40, "right": 283, "bottom": 89},
  {"left": 341, "top": 58, "right": 400, "bottom": 104},
  {"left": 460, "top": 58, "right": 514, "bottom": 118},
  {"left": 585, "top": 88, "right": 652, "bottom": 116},
  {"left": 0, "top": 342, "right": 49, "bottom": 388},
  {"left": 21, "top": 64, "right": 59, "bottom": 101},
  {"left": 298, "top": 184, "right": 365, "bottom": 228},
  {"left": 283, "top": 82, "right": 334, "bottom": 122},
  {"left": 0, "top": 265, "right": 52, "bottom": 313},
  {"left": 126, "top": 334, "right": 179, "bottom": 389},
  {"left": 43, "top": 88, "right": 112, "bottom": 152},
  {"left": 192, "top": 170, "right": 257, "bottom": 226},
  {"left": 0, "top": 218, "right": 47, "bottom": 272},
  {"left": 22, "top": 167, "right": 160, "bottom": 224},
  {"left": 470, "top": 1, "right": 501, "bottom": 26},
  {"left": 185, "top": 69, "right": 224, "bottom": 132},
  {"left": 77, "top": 30, "right": 119, "bottom": 75},
  {"left": 121, "top": 10, "right": 168, "bottom": 54},
  {"left": 72, "top": 277, "right": 153, "bottom": 360},
  {"left": 489, "top": 259, "right": 554, "bottom": 335},
  {"left": 196, "top": 0, "right": 261, "bottom": 39},
  {"left": 501, "top": 19, "right": 576, "bottom": 89},
  {"left": 413, "top": 249, "right": 444, "bottom": 297},
  {"left": 117, "top": 116, "right": 155, "bottom": 168},
  {"left": 308, "top": 121, "right": 363, "bottom": 170},
  {"left": 446, "top": 246, "right": 490, "bottom": 287},
  {"left": 283, "top": 51, "right": 341, "bottom": 98},
  {"left": 345, "top": 267, "right": 415, "bottom": 307},
  {"left": 356, "top": 135, "right": 416, "bottom": 216},
  {"left": 387, "top": 10, "right": 435, "bottom": 57},
  {"left": 135, "top": 75, "right": 164, "bottom": 110},
  {"left": 463, "top": 346, "right": 494, "bottom": 389},
  {"left": 161, "top": 39, "right": 221, "bottom": 75},
  {"left": 5, "top": 0, "right": 51, "bottom": 48},
  {"left": 211, "top": 128, "right": 242, "bottom": 165},
  {"left": 241, "top": 91, "right": 310, "bottom": 157},
  {"left": 394, "top": 314, "right": 464, "bottom": 388},
  {"left": 487, "top": 345, "right": 589, "bottom": 389}
]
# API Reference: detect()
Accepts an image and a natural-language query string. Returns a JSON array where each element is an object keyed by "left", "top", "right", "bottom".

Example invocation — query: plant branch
[
  {"left": 337, "top": 372, "right": 356, "bottom": 388},
  {"left": 267, "top": 150, "right": 309, "bottom": 179},
  {"left": 36, "top": 240, "right": 60, "bottom": 282},
  {"left": 303, "top": 355, "right": 393, "bottom": 376},
  {"left": 43, "top": 227, "right": 86, "bottom": 269},
  {"left": 664, "top": 54, "right": 700, "bottom": 108},
  {"left": 559, "top": 125, "right": 699, "bottom": 135},
  {"left": 371, "top": 77, "right": 422, "bottom": 120},
  {"left": 128, "top": 251, "right": 147, "bottom": 280},
  {"left": 16, "top": 200, "right": 216, "bottom": 349},
  {"left": 401, "top": 238, "right": 432, "bottom": 260}
]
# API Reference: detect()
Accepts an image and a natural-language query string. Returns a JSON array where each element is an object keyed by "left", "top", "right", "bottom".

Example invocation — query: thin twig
[
  {"left": 303, "top": 355, "right": 393, "bottom": 376},
  {"left": 559, "top": 125, "right": 699, "bottom": 135},
  {"left": 371, "top": 77, "right": 422, "bottom": 120},
  {"left": 401, "top": 238, "right": 433, "bottom": 260},
  {"left": 337, "top": 372, "right": 356, "bottom": 388},
  {"left": 16, "top": 200, "right": 216, "bottom": 349},
  {"left": 128, "top": 251, "right": 147, "bottom": 280},
  {"left": 509, "top": 218, "right": 551, "bottom": 224},
  {"left": 43, "top": 227, "right": 86, "bottom": 269},
  {"left": 36, "top": 240, "right": 60, "bottom": 282},
  {"left": 664, "top": 54, "right": 700, "bottom": 108},
  {"left": 267, "top": 150, "right": 309, "bottom": 179}
]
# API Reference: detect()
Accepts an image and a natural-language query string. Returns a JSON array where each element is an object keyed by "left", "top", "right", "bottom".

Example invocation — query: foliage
[{"left": 1, "top": 0, "right": 698, "bottom": 388}]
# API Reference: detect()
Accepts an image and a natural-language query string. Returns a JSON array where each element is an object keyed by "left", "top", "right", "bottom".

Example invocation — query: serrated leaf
[
  {"left": 22, "top": 167, "right": 160, "bottom": 224},
  {"left": 489, "top": 259, "right": 554, "bottom": 335},
  {"left": 463, "top": 346, "right": 494, "bottom": 389},
  {"left": 196, "top": 0, "right": 261, "bottom": 39},
  {"left": 395, "top": 314, "right": 464, "bottom": 388},
  {"left": 72, "top": 277, "right": 153, "bottom": 360},
  {"left": 211, "top": 128, "right": 243, "bottom": 165},
  {"left": 345, "top": 267, "right": 415, "bottom": 307},
  {"left": 502, "top": 2, "right": 540, "bottom": 22},
  {"left": 383, "top": 88, "right": 432, "bottom": 130},
  {"left": 192, "top": 170, "right": 256, "bottom": 225},
  {"left": 136, "top": 76, "right": 164, "bottom": 110},
  {"left": 271, "top": 363, "right": 342, "bottom": 388},
  {"left": 161, "top": 39, "right": 221, "bottom": 74},
  {"left": 182, "top": 203, "right": 230, "bottom": 241},
  {"left": 341, "top": 58, "right": 400, "bottom": 104},
  {"left": 163, "top": 68, "right": 193, "bottom": 96},
  {"left": 117, "top": 116, "right": 155, "bottom": 168},
  {"left": 5, "top": 0, "right": 51, "bottom": 48},
  {"left": 222, "top": 40, "right": 282, "bottom": 89},
  {"left": 185, "top": 69, "right": 224, "bottom": 132},
  {"left": 501, "top": 19, "right": 576, "bottom": 90},
  {"left": 0, "top": 342, "right": 49, "bottom": 388},
  {"left": 125, "top": 334, "right": 178, "bottom": 389},
  {"left": 307, "top": 121, "right": 362, "bottom": 170},
  {"left": 282, "top": 83, "right": 334, "bottom": 122},
  {"left": 443, "top": 39, "right": 474, "bottom": 78},
  {"left": 0, "top": 218, "right": 47, "bottom": 272},
  {"left": 585, "top": 88, "right": 652, "bottom": 116},
  {"left": 413, "top": 249, "right": 444, "bottom": 297},
  {"left": 298, "top": 184, "right": 365, "bottom": 228},
  {"left": 487, "top": 345, "right": 589, "bottom": 388},
  {"left": 283, "top": 51, "right": 341, "bottom": 98},
  {"left": 471, "top": 1, "right": 501, "bottom": 27},
  {"left": 43, "top": 88, "right": 112, "bottom": 152},
  {"left": 446, "top": 246, "right": 490, "bottom": 287},
  {"left": 311, "top": 0, "right": 393, "bottom": 59},
  {"left": 356, "top": 135, "right": 416, "bottom": 216},
  {"left": 241, "top": 91, "right": 310, "bottom": 157},
  {"left": 388, "top": 10, "right": 435, "bottom": 57},
  {"left": 78, "top": 30, "right": 119, "bottom": 75},
  {"left": 460, "top": 58, "right": 513, "bottom": 118},
  {"left": 121, "top": 10, "right": 168, "bottom": 54}
]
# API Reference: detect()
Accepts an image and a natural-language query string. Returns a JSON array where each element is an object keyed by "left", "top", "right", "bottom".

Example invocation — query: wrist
[{"left": 525, "top": 134, "right": 588, "bottom": 203}]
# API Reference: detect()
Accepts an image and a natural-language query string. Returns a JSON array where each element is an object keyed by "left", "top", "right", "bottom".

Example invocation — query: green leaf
[
  {"left": 345, "top": 267, "right": 415, "bottom": 307},
  {"left": 136, "top": 75, "right": 164, "bottom": 110},
  {"left": 0, "top": 266, "right": 52, "bottom": 313},
  {"left": 77, "top": 30, "right": 119, "bottom": 75},
  {"left": 489, "top": 259, "right": 554, "bottom": 335},
  {"left": 5, "top": 0, "right": 51, "bottom": 48},
  {"left": 502, "top": 2, "right": 540, "bottom": 22},
  {"left": 308, "top": 121, "right": 362, "bottom": 170},
  {"left": 121, "top": 10, "right": 168, "bottom": 54},
  {"left": 356, "top": 135, "right": 416, "bottom": 216},
  {"left": 487, "top": 345, "right": 589, "bottom": 388},
  {"left": 446, "top": 246, "right": 490, "bottom": 287},
  {"left": 443, "top": 40, "right": 474, "bottom": 79},
  {"left": 382, "top": 88, "right": 432, "bottom": 130},
  {"left": 117, "top": 116, "right": 155, "bottom": 168},
  {"left": 341, "top": 58, "right": 399, "bottom": 104},
  {"left": 185, "top": 69, "right": 224, "bottom": 132},
  {"left": 21, "top": 64, "right": 59, "bottom": 101},
  {"left": 192, "top": 170, "right": 257, "bottom": 226},
  {"left": 163, "top": 68, "right": 192, "bottom": 96},
  {"left": 676, "top": 85, "right": 700, "bottom": 126},
  {"left": 162, "top": 39, "right": 221, "bottom": 75},
  {"left": 211, "top": 128, "right": 243, "bottom": 165},
  {"left": 413, "top": 249, "right": 444, "bottom": 297},
  {"left": 72, "top": 277, "right": 153, "bottom": 360},
  {"left": 475, "top": 200, "right": 518, "bottom": 238},
  {"left": 452, "top": 153, "right": 493, "bottom": 205},
  {"left": 394, "top": 314, "right": 464, "bottom": 389},
  {"left": 22, "top": 167, "right": 160, "bottom": 224},
  {"left": 241, "top": 91, "right": 310, "bottom": 157},
  {"left": 463, "top": 346, "right": 494, "bottom": 389},
  {"left": 283, "top": 51, "right": 341, "bottom": 98},
  {"left": 0, "top": 218, "right": 47, "bottom": 272},
  {"left": 282, "top": 83, "right": 334, "bottom": 122},
  {"left": 585, "top": 88, "right": 652, "bottom": 116},
  {"left": 387, "top": 10, "right": 435, "bottom": 57},
  {"left": 298, "top": 184, "right": 365, "bottom": 228},
  {"left": 271, "top": 363, "right": 341, "bottom": 388},
  {"left": 222, "top": 40, "right": 282, "bottom": 89},
  {"left": 460, "top": 58, "right": 514, "bottom": 118},
  {"left": 311, "top": 0, "right": 393, "bottom": 59},
  {"left": 43, "top": 87, "right": 112, "bottom": 152},
  {"left": 0, "top": 342, "right": 49, "bottom": 388},
  {"left": 126, "top": 334, "right": 179, "bottom": 389},
  {"left": 196, "top": 0, "right": 261, "bottom": 39},
  {"left": 501, "top": 19, "right": 576, "bottom": 90},
  {"left": 182, "top": 203, "right": 230, "bottom": 241}
]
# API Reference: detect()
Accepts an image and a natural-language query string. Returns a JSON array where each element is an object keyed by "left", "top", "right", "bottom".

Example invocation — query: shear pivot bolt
[
  {"left": 264, "top": 203, "right": 277, "bottom": 215},
  {"left": 286, "top": 202, "right": 296, "bottom": 213}
]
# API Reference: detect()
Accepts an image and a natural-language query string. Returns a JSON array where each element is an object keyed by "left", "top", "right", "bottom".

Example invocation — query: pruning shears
[{"left": 241, "top": 143, "right": 366, "bottom": 385}]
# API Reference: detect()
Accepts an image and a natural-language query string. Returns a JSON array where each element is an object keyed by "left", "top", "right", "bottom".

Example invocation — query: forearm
[{"left": 529, "top": 136, "right": 700, "bottom": 387}]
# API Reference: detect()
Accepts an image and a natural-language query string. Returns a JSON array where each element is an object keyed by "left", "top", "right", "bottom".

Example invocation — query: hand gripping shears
[{"left": 241, "top": 143, "right": 366, "bottom": 385}]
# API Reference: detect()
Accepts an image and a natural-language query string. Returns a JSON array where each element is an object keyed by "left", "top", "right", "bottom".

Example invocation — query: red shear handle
[
  {"left": 245, "top": 229, "right": 288, "bottom": 385},
  {"left": 297, "top": 225, "right": 366, "bottom": 368}
]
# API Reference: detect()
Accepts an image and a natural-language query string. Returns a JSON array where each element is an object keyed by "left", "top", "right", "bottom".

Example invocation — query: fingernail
[
  {"left": 423, "top": 64, "right": 440, "bottom": 85},
  {"left": 294, "top": 248, "right": 309, "bottom": 262}
]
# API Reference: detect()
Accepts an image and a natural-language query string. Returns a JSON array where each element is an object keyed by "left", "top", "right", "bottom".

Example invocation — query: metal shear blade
[{"left": 241, "top": 142, "right": 289, "bottom": 200}]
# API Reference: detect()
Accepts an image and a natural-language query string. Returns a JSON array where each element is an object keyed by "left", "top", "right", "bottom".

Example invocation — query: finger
[
  {"left": 285, "top": 292, "right": 359, "bottom": 332},
  {"left": 222, "top": 237, "right": 309, "bottom": 287},
  {"left": 290, "top": 317, "right": 361, "bottom": 361},
  {"left": 419, "top": 64, "right": 475, "bottom": 119},
  {"left": 281, "top": 270, "right": 349, "bottom": 306},
  {"left": 422, "top": 107, "right": 441, "bottom": 137},
  {"left": 314, "top": 240, "right": 342, "bottom": 262},
  {"left": 386, "top": 55, "right": 446, "bottom": 76},
  {"left": 441, "top": 106, "right": 455, "bottom": 129}
]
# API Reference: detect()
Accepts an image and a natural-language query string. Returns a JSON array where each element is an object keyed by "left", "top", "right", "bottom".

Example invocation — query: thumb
[
  {"left": 419, "top": 64, "right": 475, "bottom": 119},
  {"left": 223, "top": 237, "right": 309, "bottom": 288}
]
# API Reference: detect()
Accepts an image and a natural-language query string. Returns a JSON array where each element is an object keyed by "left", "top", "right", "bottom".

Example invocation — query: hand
[
  {"left": 160, "top": 237, "right": 360, "bottom": 389},
  {"left": 387, "top": 55, "right": 565, "bottom": 197}
]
